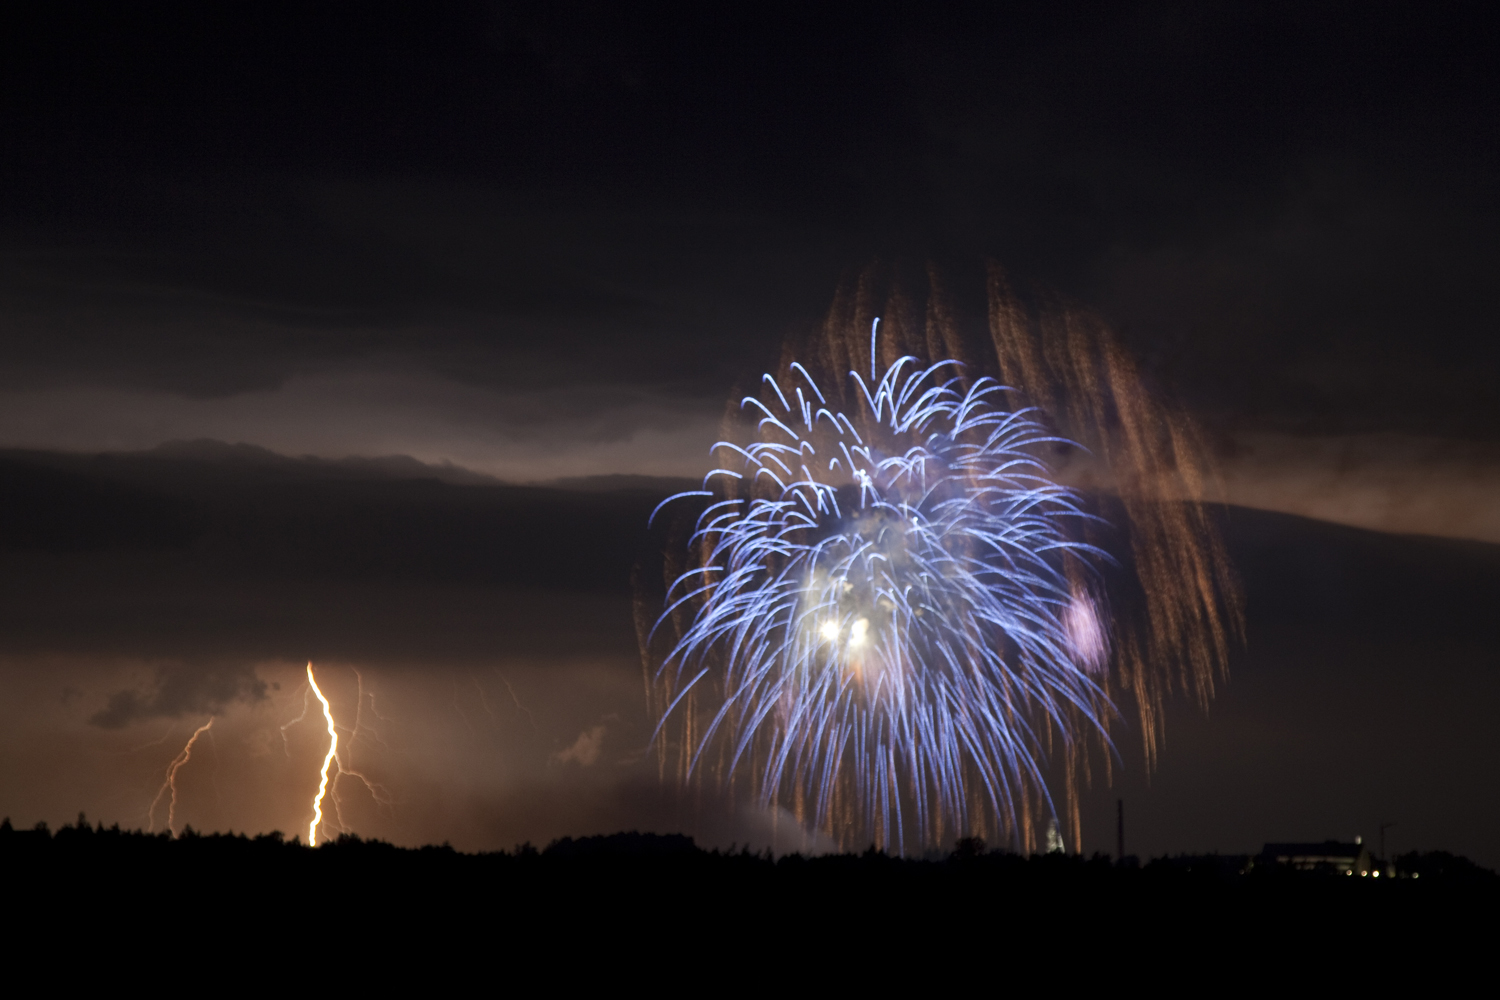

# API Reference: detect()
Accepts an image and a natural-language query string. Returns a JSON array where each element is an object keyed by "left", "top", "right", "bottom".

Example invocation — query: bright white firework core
[{"left": 849, "top": 618, "right": 869, "bottom": 648}]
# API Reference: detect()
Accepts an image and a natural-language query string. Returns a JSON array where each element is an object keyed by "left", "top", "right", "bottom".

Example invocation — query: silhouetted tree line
[
  {"left": 6, "top": 816, "right": 1493, "bottom": 892},
  {"left": 5, "top": 815, "right": 1496, "bottom": 971}
]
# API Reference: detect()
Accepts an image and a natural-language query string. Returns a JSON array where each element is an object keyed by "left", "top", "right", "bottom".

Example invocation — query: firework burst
[{"left": 644, "top": 271, "right": 1238, "bottom": 853}]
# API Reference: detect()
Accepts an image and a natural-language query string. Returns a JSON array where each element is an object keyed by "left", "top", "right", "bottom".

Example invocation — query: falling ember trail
[
  {"left": 149, "top": 717, "right": 213, "bottom": 836},
  {"left": 306, "top": 663, "right": 338, "bottom": 847}
]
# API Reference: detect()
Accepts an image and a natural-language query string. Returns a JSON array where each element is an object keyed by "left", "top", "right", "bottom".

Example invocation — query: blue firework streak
[{"left": 649, "top": 321, "right": 1118, "bottom": 851}]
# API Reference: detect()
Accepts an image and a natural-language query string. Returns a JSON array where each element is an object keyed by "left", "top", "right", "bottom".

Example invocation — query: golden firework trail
[{"left": 149, "top": 717, "right": 213, "bottom": 836}]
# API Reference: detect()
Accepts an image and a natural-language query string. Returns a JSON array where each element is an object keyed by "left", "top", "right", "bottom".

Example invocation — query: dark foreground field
[{"left": 7, "top": 816, "right": 1496, "bottom": 979}]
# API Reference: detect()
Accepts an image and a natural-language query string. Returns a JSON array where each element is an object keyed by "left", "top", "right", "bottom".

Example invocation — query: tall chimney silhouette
[{"left": 1117, "top": 799, "right": 1125, "bottom": 861}]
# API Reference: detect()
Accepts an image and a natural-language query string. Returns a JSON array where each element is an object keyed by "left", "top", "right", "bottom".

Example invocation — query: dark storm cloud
[
  {"left": 88, "top": 661, "right": 267, "bottom": 729},
  {"left": 0, "top": 181, "right": 828, "bottom": 398},
  {"left": 1093, "top": 164, "right": 1500, "bottom": 438},
  {"left": 0, "top": 446, "right": 671, "bottom": 665},
  {"left": 0, "top": 1, "right": 1494, "bottom": 441}
]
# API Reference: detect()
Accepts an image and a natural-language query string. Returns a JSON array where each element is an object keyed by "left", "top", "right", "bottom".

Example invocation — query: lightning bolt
[
  {"left": 280, "top": 687, "right": 312, "bottom": 756},
  {"left": 148, "top": 717, "right": 214, "bottom": 836},
  {"left": 130, "top": 663, "right": 393, "bottom": 846},
  {"left": 283, "top": 663, "right": 397, "bottom": 847},
  {"left": 306, "top": 663, "right": 338, "bottom": 847},
  {"left": 327, "top": 668, "right": 395, "bottom": 829},
  {"left": 501, "top": 674, "right": 539, "bottom": 733}
]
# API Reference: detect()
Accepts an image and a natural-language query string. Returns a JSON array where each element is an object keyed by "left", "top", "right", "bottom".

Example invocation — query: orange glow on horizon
[{"left": 306, "top": 663, "right": 338, "bottom": 847}]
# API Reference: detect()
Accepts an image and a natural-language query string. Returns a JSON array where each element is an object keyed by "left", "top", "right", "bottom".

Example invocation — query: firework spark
[
  {"left": 148, "top": 717, "right": 213, "bottom": 836},
  {"left": 649, "top": 323, "right": 1102, "bottom": 852},
  {"left": 644, "top": 272, "right": 1237, "bottom": 852}
]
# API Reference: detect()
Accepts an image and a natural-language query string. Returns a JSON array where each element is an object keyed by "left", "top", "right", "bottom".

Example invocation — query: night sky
[{"left": 1, "top": 2, "right": 1496, "bottom": 863}]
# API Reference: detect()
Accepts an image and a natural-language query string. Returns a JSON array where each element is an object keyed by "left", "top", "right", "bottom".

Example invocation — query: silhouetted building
[{"left": 1260, "top": 840, "right": 1374, "bottom": 875}]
